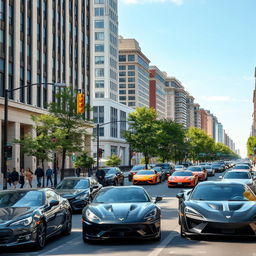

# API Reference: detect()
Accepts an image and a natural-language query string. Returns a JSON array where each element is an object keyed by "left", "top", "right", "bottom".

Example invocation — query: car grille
[{"left": 0, "top": 229, "right": 13, "bottom": 245}]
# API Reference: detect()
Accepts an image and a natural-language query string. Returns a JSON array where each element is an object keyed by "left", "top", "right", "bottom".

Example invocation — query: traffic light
[
  {"left": 98, "top": 148, "right": 104, "bottom": 158},
  {"left": 76, "top": 93, "right": 85, "bottom": 114}
]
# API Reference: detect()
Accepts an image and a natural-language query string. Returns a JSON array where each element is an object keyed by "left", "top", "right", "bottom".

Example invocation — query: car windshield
[
  {"left": 0, "top": 191, "right": 44, "bottom": 207},
  {"left": 131, "top": 166, "right": 144, "bottom": 171},
  {"left": 191, "top": 184, "right": 256, "bottom": 201},
  {"left": 172, "top": 171, "right": 192, "bottom": 176},
  {"left": 205, "top": 166, "right": 212, "bottom": 169},
  {"left": 93, "top": 188, "right": 150, "bottom": 203},
  {"left": 103, "top": 168, "right": 116, "bottom": 175},
  {"left": 188, "top": 167, "right": 201, "bottom": 172},
  {"left": 175, "top": 165, "right": 183, "bottom": 168},
  {"left": 233, "top": 165, "right": 249, "bottom": 170},
  {"left": 136, "top": 170, "right": 155, "bottom": 175},
  {"left": 56, "top": 179, "right": 89, "bottom": 189},
  {"left": 224, "top": 172, "right": 250, "bottom": 179}
]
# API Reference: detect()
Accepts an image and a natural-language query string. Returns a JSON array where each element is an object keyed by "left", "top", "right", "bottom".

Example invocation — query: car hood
[
  {"left": 0, "top": 207, "right": 34, "bottom": 225},
  {"left": 56, "top": 189, "right": 89, "bottom": 198},
  {"left": 186, "top": 200, "right": 256, "bottom": 222},
  {"left": 133, "top": 174, "right": 156, "bottom": 179},
  {"left": 221, "top": 179, "right": 252, "bottom": 184},
  {"left": 169, "top": 176, "right": 193, "bottom": 181},
  {"left": 86, "top": 202, "right": 155, "bottom": 223}
]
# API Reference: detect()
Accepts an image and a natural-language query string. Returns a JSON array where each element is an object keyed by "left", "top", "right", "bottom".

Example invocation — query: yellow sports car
[{"left": 133, "top": 170, "right": 161, "bottom": 185}]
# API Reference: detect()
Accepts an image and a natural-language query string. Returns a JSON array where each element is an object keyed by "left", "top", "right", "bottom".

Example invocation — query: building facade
[
  {"left": 118, "top": 37, "right": 150, "bottom": 108},
  {"left": 149, "top": 66, "right": 166, "bottom": 118},
  {"left": 193, "top": 103, "right": 201, "bottom": 128},
  {"left": 91, "top": 2, "right": 133, "bottom": 165},
  {"left": 251, "top": 67, "right": 256, "bottom": 136},
  {"left": 0, "top": 0, "right": 92, "bottom": 172}
]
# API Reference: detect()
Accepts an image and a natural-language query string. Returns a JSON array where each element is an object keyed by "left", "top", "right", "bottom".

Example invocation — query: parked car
[
  {"left": 204, "top": 165, "right": 215, "bottom": 176},
  {"left": 187, "top": 166, "right": 207, "bottom": 181},
  {"left": 55, "top": 177, "right": 102, "bottom": 211},
  {"left": 82, "top": 186, "right": 162, "bottom": 241},
  {"left": 0, "top": 188, "right": 72, "bottom": 249},
  {"left": 168, "top": 171, "right": 198, "bottom": 188},
  {"left": 128, "top": 165, "right": 146, "bottom": 181},
  {"left": 212, "top": 163, "right": 225, "bottom": 173},
  {"left": 133, "top": 170, "right": 161, "bottom": 185},
  {"left": 153, "top": 167, "right": 165, "bottom": 181},
  {"left": 233, "top": 164, "right": 251, "bottom": 171},
  {"left": 102, "top": 167, "right": 125, "bottom": 186},
  {"left": 155, "top": 163, "right": 175, "bottom": 179}
]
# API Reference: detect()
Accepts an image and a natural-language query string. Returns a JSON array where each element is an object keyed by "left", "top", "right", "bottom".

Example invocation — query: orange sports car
[
  {"left": 168, "top": 171, "right": 198, "bottom": 187},
  {"left": 187, "top": 166, "right": 207, "bottom": 181},
  {"left": 132, "top": 170, "right": 161, "bottom": 185}
]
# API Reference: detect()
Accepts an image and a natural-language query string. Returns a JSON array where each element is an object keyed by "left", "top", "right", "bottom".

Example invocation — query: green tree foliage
[
  {"left": 156, "top": 119, "right": 186, "bottom": 163},
  {"left": 48, "top": 87, "right": 89, "bottom": 179},
  {"left": 124, "top": 107, "right": 158, "bottom": 168},
  {"left": 247, "top": 136, "right": 256, "bottom": 158},
  {"left": 74, "top": 152, "right": 95, "bottom": 168},
  {"left": 105, "top": 154, "right": 122, "bottom": 167}
]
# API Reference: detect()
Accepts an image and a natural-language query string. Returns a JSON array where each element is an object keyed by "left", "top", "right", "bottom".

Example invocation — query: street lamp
[
  {"left": 96, "top": 120, "right": 129, "bottom": 171},
  {"left": 2, "top": 82, "right": 67, "bottom": 190}
]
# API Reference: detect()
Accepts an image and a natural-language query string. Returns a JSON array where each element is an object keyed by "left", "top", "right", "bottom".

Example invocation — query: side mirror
[
  {"left": 176, "top": 193, "right": 184, "bottom": 199},
  {"left": 49, "top": 200, "right": 59, "bottom": 208},
  {"left": 155, "top": 196, "right": 162, "bottom": 203}
]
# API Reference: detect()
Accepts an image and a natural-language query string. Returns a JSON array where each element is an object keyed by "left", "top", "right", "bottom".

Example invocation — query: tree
[
  {"left": 156, "top": 119, "right": 186, "bottom": 163},
  {"left": 14, "top": 115, "right": 59, "bottom": 187},
  {"left": 105, "top": 154, "right": 121, "bottom": 167},
  {"left": 247, "top": 136, "right": 256, "bottom": 158},
  {"left": 124, "top": 107, "right": 158, "bottom": 169},
  {"left": 74, "top": 152, "right": 95, "bottom": 169},
  {"left": 48, "top": 87, "right": 90, "bottom": 179}
]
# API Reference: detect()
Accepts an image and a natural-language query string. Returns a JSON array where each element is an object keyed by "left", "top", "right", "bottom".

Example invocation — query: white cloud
[{"left": 122, "top": 0, "right": 184, "bottom": 5}]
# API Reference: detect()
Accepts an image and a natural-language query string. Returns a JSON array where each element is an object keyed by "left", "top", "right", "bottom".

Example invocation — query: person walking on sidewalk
[
  {"left": 11, "top": 168, "right": 19, "bottom": 189},
  {"left": 19, "top": 168, "right": 25, "bottom": 188},
  {"left": 25, "top": 168, "right": 33, "bottom": 188},
  {"left": 46, "top": 166, "right": 53, "bottom": 187},
  {"left": 7, "top": 169, "right": 12, "bottom": 188},
  {"left": 35, "top": 166, "right": 44, "bottom": 187}
]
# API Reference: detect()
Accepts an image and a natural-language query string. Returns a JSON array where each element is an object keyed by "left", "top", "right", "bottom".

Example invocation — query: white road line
[{"left": 147, "top": 225, "right": 179, "bottom": 256}]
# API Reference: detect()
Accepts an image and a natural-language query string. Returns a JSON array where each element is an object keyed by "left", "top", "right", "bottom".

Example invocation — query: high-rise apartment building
[
  {"left": 0, "top": 0, "right": 92, "bottom": 171},
  {"left": 118, "top": 37, "right": 150, "bottom": 108},
  {"left": 149, "top": 66, "right": 166, "bottom": 118},
  {"left": 200, "top": 109, "right": 208, "bottom": 134},
  {"left": 91, "top": 1, "right": 133, "bottom": 165},
  {"left": 193, "top": 103, "right": 201, "bottom": 128},
  {"left": 251, "top": 67, "right": 256, "bottom": 136},
  {"left": 187, "top": 95, "right": 195, "bottom": 127}
]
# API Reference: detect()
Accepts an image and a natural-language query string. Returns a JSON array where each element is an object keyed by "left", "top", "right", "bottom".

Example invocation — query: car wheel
[
  {"left": 62, "top": 210, "right": 72, "bottom": 235},
  {"left": 180, "top": 224, "right": 186, "bottom": 238},
  {"left": 35, "top": 222, "right": 46, "bottom": 250}
]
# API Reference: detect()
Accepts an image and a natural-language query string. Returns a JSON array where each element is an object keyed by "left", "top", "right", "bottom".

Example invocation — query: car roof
[
  {"left": 63, "top": 176, "right": 90, "bottom": 180},
  {"left": 226, "top": 170, "right": 250, "bottom": 173},
  {"left": 100, "top": 185, "right": 145, "bottom": 191},
  {"left": 0, "top": 188, "right": 52, "bottom": 193},
  {"left": 196, "top": 181, "right": 248, "bottom": 186}
]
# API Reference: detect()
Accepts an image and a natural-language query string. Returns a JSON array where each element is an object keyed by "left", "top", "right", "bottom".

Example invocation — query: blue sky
[{"left": 119, "top": 0, "right": 256, "bottom": 157}]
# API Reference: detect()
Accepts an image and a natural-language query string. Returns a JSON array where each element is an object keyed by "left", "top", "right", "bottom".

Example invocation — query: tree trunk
[
  {"left": 41, "top": 159, "right": 45, "bottom": 188},
  {"left": 145, "top": 155, "right": 149, "bottom": 169},
  {"left": 61, "top": 149, "right": 66, "bottom": 180}
]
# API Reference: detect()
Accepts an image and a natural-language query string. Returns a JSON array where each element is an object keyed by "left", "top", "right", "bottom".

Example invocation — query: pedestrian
[
  {"left": 6, "top": 169, "right": 12, "bottom": 188},
  {"left": 96, "top": 168, "right": 106, "bottom": 186},
  {"left": 25, "top": 168, "right": 33, "bottom": 188},
  {"left": 46, "top": 166, "right": 53, "bottom": 187},
  {"left": 34, "top": 166, "right": 44, "bottom": 187},
  {"left": 88, "top": 166, "right": 93, "bottom": 177},
  {"left": 76, "top": 166, "right": 81, "bottom": 177},
  {"left": 19, "top": 168, "right": 25, "bottom": 188},
  {"left": 10, "top": 168, "right": 19, "bottom": 189}
]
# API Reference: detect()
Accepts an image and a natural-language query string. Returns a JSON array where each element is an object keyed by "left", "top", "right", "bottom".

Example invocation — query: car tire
[
  {"left": 180, "top": 224, "right": 186, "bottom": 238},
  {"left": 62, "top": 210, "right": 72, "bottom": 236},
  {"left": 35, "top": 222, "right": 46, "bottom": 250}
]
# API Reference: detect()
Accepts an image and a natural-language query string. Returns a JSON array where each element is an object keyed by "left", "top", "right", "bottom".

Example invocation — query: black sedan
[
  {"left": 55, "top": 177, "right": 102, "bottom": 211},
  {"left": 0, "top": 189, "right": 72, "bottom": 249},
  {"left": 82, "top": 186, "right": 162, "bottom": 241},
  {"left": 102, "top": 167, "right": 124, "bottom": 186},
  {"left": 177, "top": 181, "right": 256, "bottom": 237}
]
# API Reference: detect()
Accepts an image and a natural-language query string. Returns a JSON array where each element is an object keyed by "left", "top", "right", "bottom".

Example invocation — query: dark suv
[{"left": 155, "top": 163, "right": 174, "bottom": 179}]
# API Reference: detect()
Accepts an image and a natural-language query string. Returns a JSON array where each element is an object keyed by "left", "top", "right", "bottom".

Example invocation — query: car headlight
[
  {"left": 75, "top": 193, "right": 89, "bottom": 200},
  {"left": 184, "top": 206, "right": 205, "bottom": 220},
  {"left": 10, "top": 216, "right": 33, "bottom": 227},
  {"left": 144, "top": 208, "right": 157, "bottom": 221},
  {"left": 85, "top": 209, "right": 100, "bottom": 223}
]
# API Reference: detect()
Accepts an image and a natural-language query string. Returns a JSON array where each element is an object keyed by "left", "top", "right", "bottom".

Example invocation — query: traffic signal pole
[{"left": 96, "top": 124, "right": 100, "bottom": 171}]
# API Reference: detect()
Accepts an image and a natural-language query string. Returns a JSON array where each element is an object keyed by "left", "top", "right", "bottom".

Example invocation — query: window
[
  {"left": 110, "top": 107, "right": 118, "bottom": 138},
  {"left": 93, "top": 106, "right": 104, "bottom": 123},
  {"left": 128, "top": 84, "right": 135, "bottom": 88},
  {"left": 128, "top": 55, "right": 135, "bottom": 61},
  {"left": 0, "top": 0, "right": 4, "bottom": 20},
  {"left": 119, "top": 96, "right": 126, "bottom": 100},
  {"left": 95, "top": 32, "right": 104, "bottom": 41},
  {"left": 128, "top": 65, "right": 135, "bottom": 70},
  {"left": 119, "top": 84, "right": 126, "bottom": 88},
  {"left": 95, "top": 0, "right": 104, "bottom": 3},
  {"left": 0, "top": 29, "right": 3, "bottom": 43},
  {"left": 95, "top": 68, "right": 104, "bottom": 77},
  {"left": 119, "top": 90, "right": 126, "bottom": 94},
  {"left": 128, "top": 77, "right": 135, "bottom": 82},
  {"left": 128, "top": 71, "right": 135, "bottom": 76},
  {"left": 119, "top": 78, "right": 125, "bottom": 82},
  {"left": 95, "top": 80, "right": 104, "bottom": 88},
  {"left": 119, "top": 65, "right": 126, "bottom": 70},
  {"left": 120, "top": 110, "right": 127, "bottom": 138},
  {"left": 128, "top": 102, "right": 136, "bottom": 106},
  {"left": 119, "top": 72, "right": 126, "bottom": 77},
  {"left": 0, "top": 58, "right": 4, "bottom": 97},
  {"left": 119, "top": 55, "right": 126, "bottom": 62},
  {"left": 111, "top": 146, "right": 118, "bottom": 156},
  {"left": 95, "top": 20, "right": 104, "bottom": 28},
  {"left": 27, "top": 17, "right": 31, "bottom": 36},
  {"left": 128, "top": 96, "right": 135, "bottom": 100},
  {"left": 94, "top": 7, "right": 104, "bottom": 16},
  {"left": 95, "top": 44, "right": 104, "bottom": 52},
  {"left": 95, "top": 56, "right": 104, "bottom": 64},
  {"left": 27, "top": 70, "right": 32, "bottom": 104},
  {"left": 128, "top": 90, "right": 135, "bottom": 94},
  {"left": 9, "top": 5, "right": 13, "bottom": 24},
  {"left": 95, "top": 92, "right": 104, "bottom": 98}
]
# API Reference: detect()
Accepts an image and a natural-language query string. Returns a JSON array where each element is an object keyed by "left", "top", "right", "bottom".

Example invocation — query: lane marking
[{"left": 147, "top": 225, "right": 179, "bottom": 256}]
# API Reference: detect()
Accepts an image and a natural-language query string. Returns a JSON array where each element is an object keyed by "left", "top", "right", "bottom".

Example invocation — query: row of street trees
[
  {"left": 247, "top": 136, "right": 256, "bottom": 159},
  {"left": 124, "top": 107, "right": 239, "bottom": 168}
]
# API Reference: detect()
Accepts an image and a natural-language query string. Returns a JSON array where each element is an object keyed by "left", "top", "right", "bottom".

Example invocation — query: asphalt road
[{"left": 3, "top": 170, "right": 256, "bottom": 256}]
